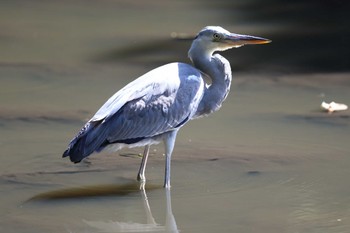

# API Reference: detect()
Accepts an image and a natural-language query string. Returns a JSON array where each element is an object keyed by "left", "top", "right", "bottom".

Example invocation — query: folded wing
[{"left": 63, "top": 63, "right": 204, "bottom": 163}]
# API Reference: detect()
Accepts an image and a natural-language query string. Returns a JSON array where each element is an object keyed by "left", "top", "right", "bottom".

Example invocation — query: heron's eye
[{"left": 213, "top": 33, "right": 221, "bottom": 41}]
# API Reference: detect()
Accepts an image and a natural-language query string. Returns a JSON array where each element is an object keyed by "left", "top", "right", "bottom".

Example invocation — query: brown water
[{"left": 1, "top": 1, "right": 350, "bottom": 233}]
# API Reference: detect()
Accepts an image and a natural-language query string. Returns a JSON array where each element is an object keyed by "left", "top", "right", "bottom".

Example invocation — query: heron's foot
[
  {"left": 137, "top": 175, "right": 146, "bottom": 190},
  {"left": 163, "top": 181, "right": 171, "bottom": 189},
  {"left": 137, "top": 174, "right": 146, "bottom": 182},
  {"left": 137, "top": 174, "right": 147, "bottom": 189}
]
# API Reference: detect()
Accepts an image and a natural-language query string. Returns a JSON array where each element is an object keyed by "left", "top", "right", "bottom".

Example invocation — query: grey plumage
[
  {"left": 63, "top": 26, "right": 271, "bottom": 188},
  {"left": 63, "top": 63, "right": 204, "bottom": 162}
]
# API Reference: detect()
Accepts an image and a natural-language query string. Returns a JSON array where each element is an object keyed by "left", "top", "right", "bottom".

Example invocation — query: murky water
[{"left": 1, "top": 1, "right": 350, "bottom": 233}]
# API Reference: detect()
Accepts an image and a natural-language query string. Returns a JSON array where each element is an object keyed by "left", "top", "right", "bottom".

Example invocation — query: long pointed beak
[{"left": 226, "top": 33, "right": 271, "bottom": 46}]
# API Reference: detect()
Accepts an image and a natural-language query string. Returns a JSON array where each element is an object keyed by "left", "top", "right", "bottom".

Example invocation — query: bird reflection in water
[
  {"left": 30, "top": 182, "right": 179, "bottom": 232},
  {"left": 83, "top": 188, "right": 178, "bottom": 233}
]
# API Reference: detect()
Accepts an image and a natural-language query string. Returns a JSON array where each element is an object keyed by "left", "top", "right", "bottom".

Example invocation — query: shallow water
[{"left": 1, "top": 1, "right": 350, "bottom": 233}]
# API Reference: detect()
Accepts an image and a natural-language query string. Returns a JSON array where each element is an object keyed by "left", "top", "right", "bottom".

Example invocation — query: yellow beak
[{"left": 226, "top": 33, "right": 271, "bottom": 46}]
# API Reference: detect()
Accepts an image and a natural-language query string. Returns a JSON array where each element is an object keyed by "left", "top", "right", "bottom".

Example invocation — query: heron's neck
[{"left": 188, "top": 45, "right": 232, "bottom": 117}]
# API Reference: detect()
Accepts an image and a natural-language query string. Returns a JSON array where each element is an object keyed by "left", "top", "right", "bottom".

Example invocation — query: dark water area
[
  {"left": 1, "top": 1, "right": 350, "bottom": 233},
  {"left": 90, "top": 3, "right": 350, "bottom": 74},
  {"left": 1, "top": 0, "right": 349, "bottom": 73},
  {"left": 206, "top": 0, "right": 350, "bottom": 73},
  {"left": 89, "top": 0, "right": 350, "bottom": 73}
]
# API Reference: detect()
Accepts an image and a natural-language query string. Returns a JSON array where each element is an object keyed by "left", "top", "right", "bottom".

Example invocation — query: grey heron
[{"left": 63, "top": 26, "right": 271, "bottom": 188}]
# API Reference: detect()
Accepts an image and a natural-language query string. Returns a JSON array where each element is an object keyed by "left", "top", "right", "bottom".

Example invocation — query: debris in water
[{"left": 321, "top": 101, "right": 348, "bottom": 113}]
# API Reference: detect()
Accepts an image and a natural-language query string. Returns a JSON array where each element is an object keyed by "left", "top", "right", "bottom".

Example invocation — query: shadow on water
[{"left": 28, "top": 182, "right": 161, "bottom": 201}]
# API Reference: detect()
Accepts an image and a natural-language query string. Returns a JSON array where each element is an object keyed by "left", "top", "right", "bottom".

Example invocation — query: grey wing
[
  {"left": 104, "top": 65, "right": 205, "bottom": 144},
  {"left": 63, "top": 62, "right": 204, "bottom": 163}
]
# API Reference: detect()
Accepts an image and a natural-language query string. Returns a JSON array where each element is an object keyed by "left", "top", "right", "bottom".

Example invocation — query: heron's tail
[{"left": 62, "top": 120, "right": 108, "bottom": 163}]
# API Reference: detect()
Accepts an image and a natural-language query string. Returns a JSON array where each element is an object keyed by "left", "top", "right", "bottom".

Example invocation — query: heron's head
[{"left": 190, "top": 26, "right": 271, "bottom": 56}]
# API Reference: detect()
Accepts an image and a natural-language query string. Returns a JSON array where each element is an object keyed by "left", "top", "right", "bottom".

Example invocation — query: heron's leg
[
  {"left": 163, "top": 130, "right": 178, "bottom": 189},
  {"left": 137, "top": 145, "right": 150, "bottom": 182}
]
